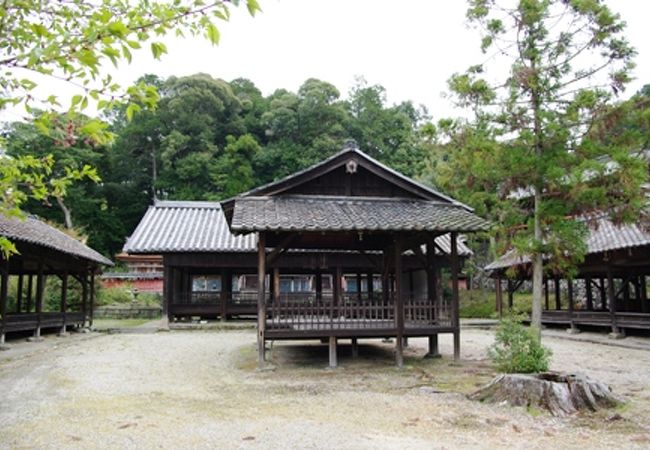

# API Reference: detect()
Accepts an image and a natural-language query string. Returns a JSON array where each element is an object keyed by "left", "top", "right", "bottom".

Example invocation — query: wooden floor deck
[
  {"left": 4, "top": 312, "right": 85, "bottom": 334},
  {"left": 543, "top": 310, "right": 650, "bottom": 330}
]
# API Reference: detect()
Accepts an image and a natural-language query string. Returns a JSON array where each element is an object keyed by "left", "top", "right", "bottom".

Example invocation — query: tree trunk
[
  {"left": 470, "top": 372, "right": 624, "bottom": 416},
  {"left": 531, "top": 187, "right": 543, "bottom": 341},
  {"left": 56, "top": 196, "right": 73, "bottom": 229}
]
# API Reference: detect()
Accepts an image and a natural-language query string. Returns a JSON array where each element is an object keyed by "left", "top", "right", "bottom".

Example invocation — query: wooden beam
[
  {"left": 257, "top": 232, "right": 267, "bottom": 367},
  {"left": 450, "top": 232, "right": 460, "bottom": 361},
  {"left": 394, "top": 238, "right": 404, "bottom": 368},
  {"left": 266, "top": 234, "right": 297, "bottom": 267}
]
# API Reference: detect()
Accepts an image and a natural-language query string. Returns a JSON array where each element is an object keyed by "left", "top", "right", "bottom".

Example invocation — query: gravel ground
[{"left": 1, "top": 328, "right": 649, "bottom": 449}]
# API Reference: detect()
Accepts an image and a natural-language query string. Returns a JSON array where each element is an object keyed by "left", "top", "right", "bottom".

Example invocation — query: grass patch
[
  {"left": 93, "top": 318, "right": 153, "bottom": 330},
  {"left": 460, "top": 289, "right": 533, "bottom": 318}
]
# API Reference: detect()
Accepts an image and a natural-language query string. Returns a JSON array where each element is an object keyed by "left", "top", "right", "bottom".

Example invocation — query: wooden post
[
  {"left": 315, "top": 269, "right": 322, "bottom": 302},
  {"left": 26, "top": 274, "right": 33, "bottom": 313},
  {"left": 59, "top": 271, "right": 68, "bottom": 335},
  {"left": 219, "top": 269, "right": 228, "bottom": 322},
  {"left": 0, "top": 259, "right": 8, "bottom": 345},
  {"left": 81, "top": 273, "right": 88, "bottom": 328},
  {"left": 366, "top": 272, "right": 373, "bottom": 300},
  {"left": 585, "top": 276, "right": 594, "bottom": 311},
  {"left": 257, "top": 232, "right": 267, "bottom": 367},
  {"left": 599, "top": 277, "right": 607, "bottom": 311},
  {"left": 89, "top": 271, "right": 95, "bottom": 327},
  {"left": 641, "top": 275, "right": 648, "bottom": 314},
  {"left": 34, "top": 260, "right": 44, "bottom": 339},
  {"left": 507, "top": 279, "right": 514, "bottom": 311},
  {"left": 273, "top": 268, "right": 280, "bottom": 307},
  {"left": 162, "top": 264, "right": 171, "bottom": 322},
  {"left": 328, "top": 336, "right": 337, "bottom": 368},
  {"left": 622, "top": 278, "right": 630, "bottom": 313},
  {"left": 351, "top": 337, "right": 358, "bottom": 359},
  {"left": 16, "top": 273, "right": 23, "bottom": 313},
  {"left": 495, "top": 275, "right": 503, "bottom": 318},
  {"left": 356, "top": 273, "right": 362, "bottom": 302},
  {"left": 425, "top": 241, "right": 440, "bottom": 358},
  {"left": 555, "top": 277, "right": 561, "bottom": 310},
  {"left": 394, "top": 238, "right": 404, "bottom": 367},
  {"left": 450, "top": 232, "right": 460, "bottom": 361},
  {"left": 607, "top": 265, "right": 621, "bottom": 337},
  {"left": 567, "top": 278, "right": 577, "bottom": 333}
]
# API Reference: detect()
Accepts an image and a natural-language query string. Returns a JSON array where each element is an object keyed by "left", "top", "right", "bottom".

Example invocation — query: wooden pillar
[
  {"left": 495, "top": 275, "right": 503, "bottom": 318},
  {"left": 366, "top": 272, "right": 373, "bottom": 300},
  {"left": 162, "top": 264, "right": 171, "bottom": 321},
  {"left": 394, "top": 238, "right": 404, "bottom": 367},
  {"left": 351, "top": 337, "right": 359, "bottom": 359},
  {"left": 16, "top": 273, "right": 23, "bottom": 313},
  {"left": 450, "top": 232, "right": 460, "bottom": 361},
  {"left": 0, "top": 259, "right": 8, "bottom": 345},
  {"left": 89, "top": 271, "right": 95, "bottom": 327},
  {"left": 507, "top": 279, "right": 514, "bottom": 310},
  {"left": 34, "top": 260, "right": 44, "bottom": 339},
  {"left": 81, "top": 273, "right": 88, "bottom": 327},
  {"left": 257, "top": 232, "right": 267, "bottom": 367},
  {"left": 328, "top": 336, "right": 337, "bottom": 368},
  {"left": 606, "top": 265, "right": 620, "bottom": 337},
  {"left": 26, "top": 274, "right": 33, "bottom": 313},
  {"left": 585, "top": 277, "right": 594, "bottom": 311},
  {"left": 273, "top": 268, "right": 280, "bottom": 307},
  {"left": 425, "top": 242, "right": 440, "bottom": 358},
  {"left": 59, "top": 271, "right": 68, "bottom": 335},
  {"left": 554, "top": 277, "right": 561, "bottom": 310},
  {"left": 599, "top": 277, "right": 607, "bottom": 311},
  {"left": 622, "top": 278, "right": 630, "bottom": 313},
  {"left": 315, "top": 269, "right": 322, "bottom": 302},
  {"left": 219, "top": 269, "right": 228, "bottom": 322},
  {"left": 544, "top": 278, "right": 549, "bottom": 310},
  {"left": 356, "top": 273, "right": 362, "bottom": 301},
  {"left": 567, "top": 278, "right": 576, "bottom": 332},
  {"left": 641, "top": 275, "right": 648, "bottom": 314}
]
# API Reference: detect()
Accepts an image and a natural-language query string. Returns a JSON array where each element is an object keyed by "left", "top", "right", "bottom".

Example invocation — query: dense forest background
[
  {"left": 3, "top": 73, "right": 648, "bottom": 259},
  {"left": 3, "top": 74, "right": 435, "bottom": 257}
]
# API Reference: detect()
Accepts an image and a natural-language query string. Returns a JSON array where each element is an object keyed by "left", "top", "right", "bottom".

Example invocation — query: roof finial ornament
[{"left": 343, "top": 139, "right": 359, "bottom": 151}]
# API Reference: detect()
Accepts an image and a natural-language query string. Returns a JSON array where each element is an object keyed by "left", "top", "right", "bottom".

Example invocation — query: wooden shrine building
[
  {"left": 486, "top": 215, "right": 650, "bottom": 335},
  {"left": 0, "top": 214, "right": 112, "bottom": 344},
  {"left": 125, "top": 144, "right": 489, "bottom": 366}
]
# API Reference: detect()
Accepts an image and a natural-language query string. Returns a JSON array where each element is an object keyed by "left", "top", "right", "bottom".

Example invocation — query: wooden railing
[{"left": 266, "top": 294, "right": 451, "bottom": 333}]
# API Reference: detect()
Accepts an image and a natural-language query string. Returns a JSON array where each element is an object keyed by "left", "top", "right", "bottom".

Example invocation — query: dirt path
[{"left": 1, "top": 329, "right": 649, "bottom": 449}]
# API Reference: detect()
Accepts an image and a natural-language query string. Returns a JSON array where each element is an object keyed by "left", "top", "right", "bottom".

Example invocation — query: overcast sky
[{"left": 5, "top": 0, "right": 650, "bottom": 123}]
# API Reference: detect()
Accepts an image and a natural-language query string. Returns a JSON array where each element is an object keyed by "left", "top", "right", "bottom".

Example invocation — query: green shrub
[
  {"left": 488, "top": 317, "right": 552, "bottom": 373},
  {"left": 96, "top": 285, "right": 133, "bottom": 306},
  {"left": 459, "top": 289, "right": 497, "bottom": 318}
]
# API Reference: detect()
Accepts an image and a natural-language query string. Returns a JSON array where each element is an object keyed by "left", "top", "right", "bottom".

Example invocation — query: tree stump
[{"left": 469, "top": 372, "right": 625, "bottom": 416}]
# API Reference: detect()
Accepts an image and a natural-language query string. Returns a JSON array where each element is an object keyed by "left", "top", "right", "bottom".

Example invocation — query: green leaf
[
  {"left": 125, "top": 103, "right": 141, "bottom": 121},
  {"left": 150, "top": 42, "right": 167, "bottom": 59},
  {"left": 205, "top": 23, "right": 220, "bottom": 45}
]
